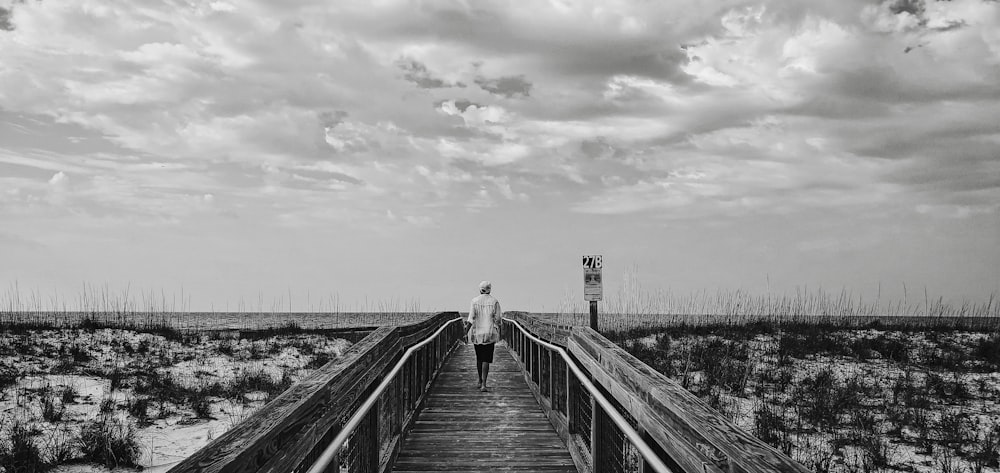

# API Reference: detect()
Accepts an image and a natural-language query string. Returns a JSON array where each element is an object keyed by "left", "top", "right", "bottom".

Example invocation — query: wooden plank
[
  {"left": 257, "top": 338, "right": 401, "bottom": 473},
  {"left": 168, "top": 326, "right": 397, "bottom": 473},
  {"left": 393, "top": 342, "right": 577, "bottom": 472},
  {"left": 569, "top": 329, "right": 810, "bottom": 473},
  {"left": 501, "top": 325, "right": 585, "bottom": 473},
  {"left": 170, "top": 312, "right": 459, "bottom": 473},
  {"left": 506, "top": 312, "right": 575, "bottom": 347}
]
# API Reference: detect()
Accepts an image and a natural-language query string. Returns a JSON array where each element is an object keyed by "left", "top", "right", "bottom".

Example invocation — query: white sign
[{"left": 583, "top": 255, "right": 602, "bottom": 301}]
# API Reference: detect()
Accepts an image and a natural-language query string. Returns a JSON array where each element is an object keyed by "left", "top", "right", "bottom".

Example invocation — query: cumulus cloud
[
  {"left": 0, "top": 6, "right": 12, "bottom": 31},
  {"left": 48, "top": 171, "right": 68, "bottom": 186},
  {"left": 397, "top": 58, "right": 465, "bottom": 89},
  {"left": 474, "top": 74, "right": 532, "bottom": 98},
  {"left": 0, "top": 0, "right": 997, "bottom": 229}
]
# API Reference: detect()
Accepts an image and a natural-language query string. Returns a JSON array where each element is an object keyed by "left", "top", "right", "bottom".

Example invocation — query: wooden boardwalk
[{"left": 392, "top": 341, "right": 577, "bottom": 472}]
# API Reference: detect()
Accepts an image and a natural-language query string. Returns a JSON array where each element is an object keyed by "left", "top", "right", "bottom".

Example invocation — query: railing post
[
  {"left": 532, "top": 340, "right": 539, "bottom": 384},
  {"left": 567, "top": 363, "right": 576, "bottom": 434},
  {"left": 525, "top": 336, "right": 532, "bottom": 377},
  {"left": 516, "top": 330, "right": 521, "bottom": 357},
  {"left": 424, "top": 345, "right": 431, "bottom": 387},
  {"left": 516, "top": 330, "right": 521, "bottom": 358},
  {"left": 368, "top": 400, "right": 379, "bottom": 473},
  {"left": 637, "top": 426, "right": 650, "bottom": 473},
  {"left": 408, "top": 356, "right": 416, "bottom": 409},
  {"left": 591, "top": 395, "right": 604, "bottom": 473},
  {"left": 547, "top": 349, "right": 554, "bottom": 403},
  {"left": 393, "top": 373, "right": 401, "bottom": 438},
  {"left": 431, "top": 338, "right": 438, "bottom": 370}
]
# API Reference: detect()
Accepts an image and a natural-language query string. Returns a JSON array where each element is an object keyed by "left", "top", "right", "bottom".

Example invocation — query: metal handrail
[
  {"left": 504, "top": 318, "right": 675, "bottom": 473},
  {"left": 305, "top": 317, "right": 463, "bottom": 473}
]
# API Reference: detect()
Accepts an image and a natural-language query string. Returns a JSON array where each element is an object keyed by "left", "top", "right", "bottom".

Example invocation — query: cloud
[
  {"left": 397, "top": 58, "right": 465, "bottom": 89},
  {"left": 0, "top": 5, "right": 12, "bottom": 31},
  {"left": 48, "top": 171, "right": 68, "bottom": 186},
  {"left": 474, "top": 74, "right": 532, "bottom": 98},
  {"left": 0, "top": 0, "right": 997, "bottom": 231}
]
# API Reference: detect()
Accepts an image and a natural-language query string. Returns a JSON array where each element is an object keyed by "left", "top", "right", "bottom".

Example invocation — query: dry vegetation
[
  {"left": 543, "top": 274, "right": 1000, "bottom": 473},
  {"left": 0, "top": 284, "right": 433, "bottom": 473},
  {"left": 0, "top": 303, "right": 374, "bottom": 473},
  {"left": 607, "top": 321, "right": 1000, "bottom": 473},
  {"left": 1, "top": 283, "right": 430, "bottom": 332},
  {"left": 0, "top": 322, "right": 354, "bottom": 473},
  {"left": 551, "top": 283, "right": 999, "bottom": 332}
]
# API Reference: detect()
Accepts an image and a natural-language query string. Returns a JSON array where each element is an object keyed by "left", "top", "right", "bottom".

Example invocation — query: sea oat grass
[
  {"left": 78, "top": 414, "right": 141, "bottom": 469},
  {"left": 0, "top": 418, "right": 47, "bottom": 473}
]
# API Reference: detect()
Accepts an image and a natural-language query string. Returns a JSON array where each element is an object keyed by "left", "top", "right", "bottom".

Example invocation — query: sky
[{"left": 1, "top": 0, "right": 998, "bottom": 312}]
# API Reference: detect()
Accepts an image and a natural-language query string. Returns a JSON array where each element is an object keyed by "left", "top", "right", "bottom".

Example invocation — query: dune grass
[{"left": 0, "top": 283, "right": 430, "bottom": 332}]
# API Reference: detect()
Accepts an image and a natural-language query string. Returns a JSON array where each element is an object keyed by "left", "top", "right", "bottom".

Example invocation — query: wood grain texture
[
  {"left": 393, "top": 342, "right": 577, "bottom": 472},
  {"left": 568, "top": 329, "right": 811, "bottom": 473},
  {"left": 169, "top": 312, "right": 459, "bottom": 473},
  {"left": 506, "top": 312, "right": 574, "bottom": 347},
  {"left": 501, "top": 324, "right": 587, "bottom": 472}
]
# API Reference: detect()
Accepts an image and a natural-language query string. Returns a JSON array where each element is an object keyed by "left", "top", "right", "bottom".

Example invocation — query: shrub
[
  {"left": 0, "top": 418, "right": 47, "bottom": 473},
  {"left": 852, "top": 334, "right": 910, "bottom": 363},
  {"left": 126, "top": 396, "right": 150, "bottom": 424},
  {"left": 49, "top": 360, "right": 75, "bottom": 375},
  {"left": 975, "top": 335, "right": 1000, "bottom": 368},
  {"left": 775, "top": 366, "right": 794, "bottom": 393},
  {"left": 972, "top": 422, "right": 1000, "bottom": 473},
  {"left": 78, "top": 415, "right": 141, "bottom": 468},
  {"left": 795, "top": 367, "right": 856, "bottom": 428},
  {"left": 912, "top": 406, "right": 934, "bottom": 455},
  {"left": 42, "top": 425, "right": 76, "bottom": 466},
  {"left": 217, "top": 340, "right": 235, "bottom": 356},
  {"left": 795, "top": 445, "right": 834, "bottom": 473},
  {"left": 753, "top": 403, "right": 791, "bottom": 454},
  {"left": 39, "top": 389, "right": 64, "bottom": 422},
  {"left": 108, "top": 368, "right": 126, "bottom": 392},
  {"left": 247, "top": 341, "right": 263, "bottom": 360},
  {"left": 69, "top": 344, "right": 91, "bottom": 363},
  {"left": 846, "top": 409, "right": 894, "bottom": 471},
  {"left": 99, "top": 397, "right": 115, "bottom": 415},
  {"left": 922, "top": 341, "right": 970, "bottom": 371},
  {"left": 305, "top": 352, "right": 332, "bottom": 370},
  {"left": 190, "top": 388, "right": 213, "bottom": 419},
  {"left": 136, "top": 370, "right": 185, "bottom": 405},
  {"left": 885, "top": 405, "right": 910, "bottom": 436},
  {"left": 777, "top": 325, "right": 847, "bottom": 359},
  {"left": 697, "top": 338, "right": 753, "bottom": 393},
  {"left": 937, "top": 410, "right": 974, "bottom": 453},
  {"left": 60, "top": 385, "right": 77, "bottom": 404},
  {"left": 0, "top": 369, "right": 17, "bottom": 391},
  {"left": 934, "top": 447, "right": 965, "bottom": 473},
  {"left": 289, "top": 338, "right": 315, "bottom": 356},
  {"left": 891, "top": 371, "right": 914, "bottom": 405}
]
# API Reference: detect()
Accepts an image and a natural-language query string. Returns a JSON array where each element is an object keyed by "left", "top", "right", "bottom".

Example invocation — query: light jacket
[{"left": 467, "top": 293, "right": 501, "bottom": 345}]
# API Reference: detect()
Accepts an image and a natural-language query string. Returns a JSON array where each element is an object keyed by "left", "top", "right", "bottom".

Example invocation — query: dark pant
[{"left": 474, "top": 343, "right": 495, "bottom": 363}]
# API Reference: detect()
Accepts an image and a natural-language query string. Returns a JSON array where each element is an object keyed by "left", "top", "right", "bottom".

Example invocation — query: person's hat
[{"left": 479, "top": 281, "right": 492, "bottom": 292}]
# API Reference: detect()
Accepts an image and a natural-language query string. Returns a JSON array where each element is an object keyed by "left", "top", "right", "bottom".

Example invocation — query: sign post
[{"left": 582, "top": 255, "right": 602, "bottom": 330}]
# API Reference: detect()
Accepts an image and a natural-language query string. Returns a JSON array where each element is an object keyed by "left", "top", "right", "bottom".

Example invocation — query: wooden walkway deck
[{"left": 392, "top": 341, "right": 577, "bottom": 472}]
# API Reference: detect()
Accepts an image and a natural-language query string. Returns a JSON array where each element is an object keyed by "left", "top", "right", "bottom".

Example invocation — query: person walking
[{"left": 467, "top": 280, "right": 502, "bottom": 392}]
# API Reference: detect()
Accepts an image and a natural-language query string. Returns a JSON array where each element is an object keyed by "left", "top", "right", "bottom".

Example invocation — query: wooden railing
[
  {"left": 169, "top": 311, "right": 464, "bottom": 473},
  {"left": 503, "top": 313, "right": 810, "bottom": 473}
]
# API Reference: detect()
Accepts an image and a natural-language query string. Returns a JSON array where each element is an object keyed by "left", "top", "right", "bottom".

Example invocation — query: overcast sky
[{"left": 1, "top": 0, "right": 998, "bottom": 312}]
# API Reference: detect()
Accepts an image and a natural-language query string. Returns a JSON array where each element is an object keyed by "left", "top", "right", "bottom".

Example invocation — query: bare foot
[{"left": 480, "top": 385, "right": 488, "bottom": 392}]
